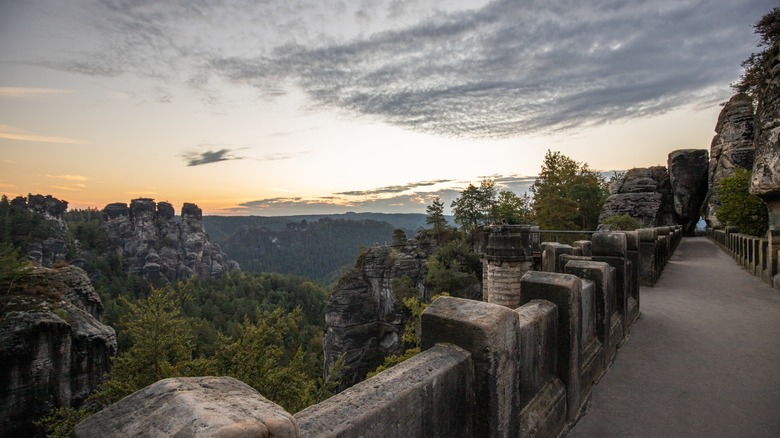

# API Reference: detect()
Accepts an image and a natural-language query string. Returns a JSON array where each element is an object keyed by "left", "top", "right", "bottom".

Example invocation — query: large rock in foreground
[
  {"left": 75, "top": 377, "right": 298, "bottom": 438},
  {"left": 751, "top": 41, "right": 780, "bottom": 229},
  {"left": 0, "top": 266, "right": 116, "bottom": 437},
  {"left": 668, "top": 149, "right": 709, "bottom": 235}
]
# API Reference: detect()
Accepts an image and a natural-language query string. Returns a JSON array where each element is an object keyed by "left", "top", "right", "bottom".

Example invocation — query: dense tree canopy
[{"left": 530, "top": 150, "right": 607, "bottom": 230}]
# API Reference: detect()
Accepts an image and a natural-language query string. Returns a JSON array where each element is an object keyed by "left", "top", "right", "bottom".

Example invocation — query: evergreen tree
[
  {"left": 425, "top": 197, "right": 447, "bottom": 244},
  {"left": 734, "top": 7, "right": 780, "bottom": 96}
]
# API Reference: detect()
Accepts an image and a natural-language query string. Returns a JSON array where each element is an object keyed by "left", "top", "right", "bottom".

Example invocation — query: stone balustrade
[
  {"left": 75, "top": 227, "right": 683, "bottom": 438},
  {"left": 709, "top": 227, "right": 779, "bottom": 290}
]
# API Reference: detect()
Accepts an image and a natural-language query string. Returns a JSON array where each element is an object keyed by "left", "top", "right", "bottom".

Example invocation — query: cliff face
[
  {"left": 102, "top": 199, "right": 239, "bottom": 283},
  {"left": 324, "top": 237, "right": 435, "bottom": 387},
  {"left": 750, "top": 41, "right": 780, "bottom": 228},
  {"left": 599, "top": 166, "right": 676, "bottom": 228},
  {"left": 703, "top": 94, "right": 756, "bottom": 227},
  {"left": 0, "top": 265, "right": 116, "bottom": 437}
]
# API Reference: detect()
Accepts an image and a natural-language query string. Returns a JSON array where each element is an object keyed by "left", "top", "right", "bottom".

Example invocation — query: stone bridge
[{"left": 75, "top": 226, "right": 780, "bottom": 437}]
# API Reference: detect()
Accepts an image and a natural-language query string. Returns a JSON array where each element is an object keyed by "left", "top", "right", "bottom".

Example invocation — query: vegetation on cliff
[
  {"left": 716, "top": 168, "right": 769, "bottom": 236},
  {"left": 734, "top": 6, "right": 780, "bottom": 96}
]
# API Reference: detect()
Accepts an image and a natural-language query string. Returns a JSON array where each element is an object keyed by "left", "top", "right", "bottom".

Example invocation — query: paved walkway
[{"left": 568, "top": 237, "right": 780, "bottom": 438}]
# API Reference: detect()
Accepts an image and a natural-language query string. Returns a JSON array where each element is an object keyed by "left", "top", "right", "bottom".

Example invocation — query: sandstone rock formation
[
  {"left": 9, "top": 194, "right": 71, "bottom": 266},
  {"left": 101, "top": 199, "right": 239, "bottom": 282},
  {"left": 599, "top": 167, "right": 676, "bottom": 228},
  {"left": 750, "top": 41, "right": 780, "bottom": 229},
  {"left": 75, "top": 377, "right": 298, "bottom": 438},
  {"left": 324, "top": 235, "right": 437, "bottom": 387},
  {"left": 703, "top": 94, "right": 756, "bottom": 227},
  {"left": 0, "top": 265, "right": 116, "bottom": 436},
  {"left": 668, "top": 149, "right": 709, "bottom": 235}
]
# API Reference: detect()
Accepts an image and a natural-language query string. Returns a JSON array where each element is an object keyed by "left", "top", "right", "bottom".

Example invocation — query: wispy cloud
[
  {"left": 45, "top": 174, "right": 90, "bottom": 182},
  {"left": 49, "top": 184, "right": 85, "bottom": 192},
  {"left": 38, "top": 0, "right": 771, "bottom": 138},
  {"left": 336, "top": 179, "right": 454, "bottom": 196},
  {"left": 182, "top": 147, "right": 245, "bottom": 166},
  {"left": 0, "top": 124, "right": 88, "bottom": 144},
  {"left": 0, "top": 87, "right": 75, "bottom": 98}
]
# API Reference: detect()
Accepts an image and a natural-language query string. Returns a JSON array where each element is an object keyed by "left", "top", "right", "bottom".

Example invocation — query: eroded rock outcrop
[
  {"left": 599, "top": 167, "right": 676, "bottom": 228},
  {"left": 324, "top": 236, "right": 436, "bottom": 387},
  {"left": 703, "top": 94, "right": 756, "bottom": 227},
  {"left": 668, "top": 149, "right": 709, "bottom": 235},
  {"left": 9, "top": 194, "right": 71, "bottom": 266},
  {"left": 0, "top": 265, "right": 116, "bottom": 437},
  {"left": 101, "top": 199, "right": 239, "bottom": 282}
]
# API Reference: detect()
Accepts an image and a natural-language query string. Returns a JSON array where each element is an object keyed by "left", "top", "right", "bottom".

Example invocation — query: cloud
[
  {"left": 0, "top": 124, "right": 88, "bottom": 144},
  {"left": 336, "top": 179, "right": 453, "bottom": 196},
  {"left": 182, "top": 147, "right": 245, "bottom": 166},
  {"left": 0, "top": 87, "right": 75, "bottom": 98},
  {"left": 45, "top": 174, "right": 89, "bottom": 182},
  {"left": 43, "top": 0, "right": 772, "bottom": 138}
]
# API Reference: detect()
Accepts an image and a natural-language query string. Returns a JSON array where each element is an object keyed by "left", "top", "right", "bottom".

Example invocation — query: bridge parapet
[
  {"left": 76, "top": 226, "right": 682, "bottom": 438},
  {"left": 709, "top": 227, "right": 779, "bottom": 290}
]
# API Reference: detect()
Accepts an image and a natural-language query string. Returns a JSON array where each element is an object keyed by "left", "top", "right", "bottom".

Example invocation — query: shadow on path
[{"left": 568, "top": 237, "right": 780, "bottom": 438}]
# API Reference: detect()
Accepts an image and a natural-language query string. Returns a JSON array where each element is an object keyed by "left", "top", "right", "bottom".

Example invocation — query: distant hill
[
  {"left": 207, "top": 217, "right": 396, "bottom": 284},
  {"left": 202, "top": 212, "right": 454, "bottom": 242}
]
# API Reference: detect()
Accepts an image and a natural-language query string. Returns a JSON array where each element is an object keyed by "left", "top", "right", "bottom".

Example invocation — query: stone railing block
[
  {"left": 516, "top": 300, "right": 566, "bottom": 438},
  {"left": 296, "top": 344, "right": 474, "bottom": 438},
  {"left": 591, "top": 232, "right": 627, "bottom": 258},
  {"left": 519, "top": 271, "right": 583, "bottom": 421},
  {"left": 573, "top": 240, "right": 593, "bottom": 256},
  {"left": 421, "top": 297, "right": 520, "bottom": 438},
  {"left": 75, "top": 377, "right": 298, "bottom": 438}
]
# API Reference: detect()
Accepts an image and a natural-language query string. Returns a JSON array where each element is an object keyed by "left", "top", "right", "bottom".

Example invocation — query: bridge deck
[{"left": 568, "top": 237, "right": 780, "bottom": 437}]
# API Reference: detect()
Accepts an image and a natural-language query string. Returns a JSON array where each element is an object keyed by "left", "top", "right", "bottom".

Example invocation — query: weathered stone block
[
  {"left": 75, "top": 377, "right": 298, "bottom": 438},
  {"left": 297, "top": 344, "right": 473, "bottom": 438},
  {"left": 591, "top": 232, "right": 627, "bottom": 258},
  {"left": 519, "top": 271, "right": 583, "bottom": 421},
  {"left": 516, "top": 300, "right": 566, "bottom": 438},
  {"left": 564, "top": 260, "right": 617, "bottom": 368},
  {"left": 542, "top": 243, "right": 574, "bottom": 273},
  {"left": 421, "top": 297, "right": 520, "bottom": 438},
  {"left": 573, "top": 240, "right": 592, "bottom": 256}
]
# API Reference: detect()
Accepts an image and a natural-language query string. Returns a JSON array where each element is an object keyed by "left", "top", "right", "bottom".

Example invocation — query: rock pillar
[
  {"left": 751, "top": 41, "right": 780, "bottom": 289},
  {"left": 481, "top": 225, "right": 538, "bottom": 308}
]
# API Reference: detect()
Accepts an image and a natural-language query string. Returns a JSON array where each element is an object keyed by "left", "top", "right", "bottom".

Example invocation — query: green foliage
[
  {"left": 0, "top": 242, "right": 32, "bottom": 295},
  {"left": 391, "top": 275, "right": 416, "bottom": 301},
  {"left": 91, "top": 285, "right": 195, "bottom": 405},
  {"left": 35, "top": 407, "right": 93, "bottom": 438},
  {"left": 425, "top": 197, "right": 447, "bottom": 243},
  {"left": 425, "top": 239, "right": 481, "bottom": 298},
  {"left": 392, "top": 228, "right": 407, "bottom": 246},
  {"left": 716, "top": 168, "right": 769, "bottom": 237},
  {"left": 451, "top": 183, "right": 483, "bottom": 234},
  {"left": 602, "top": 214, "right": 641, "bottom": 231},
  {"left": 0, "top": 194, "right": 57, "bottom": 250},
  {"left": 214, "top": 307, "right": 317, "bottom": 412},
  {"left": 530, "top": 150, "right": 607, "bottom": 230},
  {"left": 734, "top": 7, "right": 780, "bottom": 96},
  {"left": 365, "top": 294, "right": 447, "bottom": 378},
  {"left": 494, "top": 190, "right": 532, "bottom": 224}
]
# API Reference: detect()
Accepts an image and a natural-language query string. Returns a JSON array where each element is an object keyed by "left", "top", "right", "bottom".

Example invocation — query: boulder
[
  {"left": 75, "top": 377, "right": 298, "bottom": 438},
  {"left": 668, "top": 149, "right": 709, "bottom": 235},
  {"left": 751, "top": 41, "right": 780, "bottom": 229},
  {"left": 599, "top": 167, "right": 675, "bottom": 228}
]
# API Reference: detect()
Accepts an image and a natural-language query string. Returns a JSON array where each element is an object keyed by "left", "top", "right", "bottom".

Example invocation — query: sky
[{"left": 0, "top": 0, "right": 774, "bottom": 216}]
